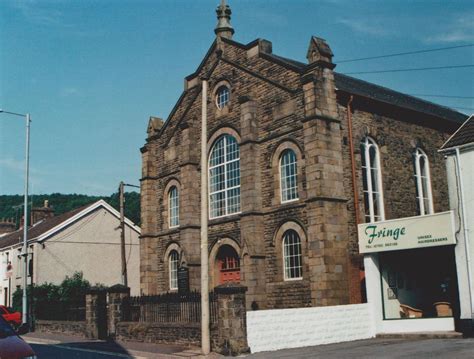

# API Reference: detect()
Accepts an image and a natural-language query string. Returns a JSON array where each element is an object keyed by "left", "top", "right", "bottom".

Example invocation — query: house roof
[
  {"left": 0, "top": 200, "right": 141, "bottom": 250},
  {"left": 440, "top": 115, "right": 474, "bottom": 150}
]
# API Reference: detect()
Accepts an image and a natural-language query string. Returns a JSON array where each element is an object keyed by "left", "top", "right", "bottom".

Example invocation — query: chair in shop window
[{"left": 400, "top": 304, "right": 423, "bottom": 318}]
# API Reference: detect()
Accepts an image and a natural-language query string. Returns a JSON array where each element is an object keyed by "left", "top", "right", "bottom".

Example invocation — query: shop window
[
  {"left": 209, "top": 135, "right": 240, "bottom": 218},
  {"left": 215, "top": 86, "right": 230, "bottom": 109},
  {"left": 280, "top": 149, "right": 298, "bottom": 202},
  {"left": 414, "top": 148, "right": 434, "bottom": 215},
  {"left": 169, "top": 250, "right": 179, "bottom": 291},
  {"left": 360, "top": 137, "right": 385, "bottom": 222},
  {"left": 283, "top": 230, "right": 303, "bottom": 280},
  {"left": 168, "top": 186, "right": 179, "bottom": 228}
]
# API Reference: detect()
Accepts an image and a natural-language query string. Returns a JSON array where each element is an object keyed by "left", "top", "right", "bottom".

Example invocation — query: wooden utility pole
[{"left": 119, "top": 181, "right": 128, "bottom": 287}]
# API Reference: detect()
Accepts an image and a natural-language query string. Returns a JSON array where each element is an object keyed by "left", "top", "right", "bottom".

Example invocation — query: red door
[{"left": 217, "top": 246, "right": 240, "bottom": 284}]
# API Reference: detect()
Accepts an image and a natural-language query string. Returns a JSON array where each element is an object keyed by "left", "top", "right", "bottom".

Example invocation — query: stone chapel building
[{"left": 139, "top": 2, "right": 467, "bottom": 310}]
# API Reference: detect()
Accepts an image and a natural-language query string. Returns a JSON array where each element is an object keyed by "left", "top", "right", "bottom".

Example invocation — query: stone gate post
[
  {"left": 85, "top": 288, "right": 107, "bottom": 339},
  {"left": 107, "top": 285, "right": 130, "bottom": 339},
  {"left": 214, "top": 283, "right": 249, "bottom": 355}
]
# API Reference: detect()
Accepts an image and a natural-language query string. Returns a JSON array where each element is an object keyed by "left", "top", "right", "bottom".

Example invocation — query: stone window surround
[
  {"left": 211, "top": 80, "right": 232, "bottom": 117},
  {"left": 209, "top": 237, "right": 241, "bottom": 289},
  {"left": 163, "top": 242, "right": 183, "bottom": 292},
  {"left": 360, "top": 136, "right": 386, "bottom": 223},
  {"left": 271, "top": 140, "right": 305, "bottom": 205},
  {"left": 208, "top": 127, "right": 242, "bottom": 220},
  {"left": 272, "top": 221, "right": 307, "bottom": 282},
  {"left": 413, "top": 147, "right": 434, "bottom": 215},
  {"left": 163, "top": 178, "right": 181, "bottom": 231}
]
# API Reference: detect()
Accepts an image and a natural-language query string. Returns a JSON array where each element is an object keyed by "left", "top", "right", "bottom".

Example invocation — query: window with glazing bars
[
  {"left": 361, "top": 137, "right": 385, "bottom": 222},
  {"left": 414, "top": 148, "right": 433, "bottom": 215},
  {"left": 283, "top": 230, "right": 303, "bottom": 280},
  {"left": 216, "top": 86, "right": 230, "bottom": 109},
  {"left": 169, "top": 250, "right": 179, "bottom": 290},
  {"left": 280, "top": 149, "right": 298, "bottom": 202},
  {"left": 209, "top": 135, "right": 240, "bottom": 218},
  {"left": 169, "top": 186, "right": 179, "bottom": 228}
]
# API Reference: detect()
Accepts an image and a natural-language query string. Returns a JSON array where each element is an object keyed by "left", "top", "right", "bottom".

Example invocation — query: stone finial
[
  {"left": 306, "top": 36, "right": 333, "bottom": 64},
  {"left": 147, "top": 116, "right": 164, "bottom": 137},
  {"left": 214, "top": 0, "right": 234, "bottom": 39}
]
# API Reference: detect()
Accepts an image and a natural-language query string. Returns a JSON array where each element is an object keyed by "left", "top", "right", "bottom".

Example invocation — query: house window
[
  {"left": 215, "top": 86, "right": 230, "bottom": 109},
  {"left": 414, "top": 148, "right": 434, "bottom": 215},
  {"left": 209, "top": 135, "right": 240, "bottom": 218},
  {"left": 280, "top": 149, "right": 298, "bottom": 202},
  {"left": 168, "top": 186, "right": 179, "bottom": 228},
  {"left": 169, "top": 250, "right": 179, "bottom": 291},
  {"left": 361, "top": 137, "right": 385, "bottom": 222},
  {"left": 283, "top": 230, "right": 303, "bottom": 280}
]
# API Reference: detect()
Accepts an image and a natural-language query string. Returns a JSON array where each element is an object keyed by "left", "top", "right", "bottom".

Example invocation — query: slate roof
[
  {"left": 440, "top": 116, "right": 474, "bottom": 150},
  {"left": 265, "top": 53, "right": 466, "bottom": 125},
  {"left": 0, "top": 204, "right": 89, "bottom": 249}
]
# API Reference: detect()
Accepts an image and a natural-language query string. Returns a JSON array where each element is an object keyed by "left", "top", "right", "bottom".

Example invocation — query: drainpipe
[
  {"left": 454, "top": 147, "right": 474, "bottom": 323},
  {"left": 346, "top": 95, "right": 364, "bottom": 301},
  {"left": 347, "top": 95, "right": 360, "bottom": 228}
]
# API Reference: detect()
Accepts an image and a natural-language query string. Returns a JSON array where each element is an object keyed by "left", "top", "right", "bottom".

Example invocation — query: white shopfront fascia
[{"left": 360, "top": 212, "right": 457, "bottom": 334}]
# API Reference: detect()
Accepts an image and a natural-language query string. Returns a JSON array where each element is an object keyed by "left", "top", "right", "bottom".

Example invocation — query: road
[{"left": 247, "top": 338, "right": 474, "bottom": 358}]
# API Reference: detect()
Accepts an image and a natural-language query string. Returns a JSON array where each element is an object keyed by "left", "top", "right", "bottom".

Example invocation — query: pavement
[
  {"left": 23, "top": 332, "right": 474, "bottom": 358},
  {"left": 23, "top": 332, "right": 224, "bottom": 358}
]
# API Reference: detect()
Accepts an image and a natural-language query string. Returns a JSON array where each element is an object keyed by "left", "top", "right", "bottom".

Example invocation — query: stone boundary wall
[
  {"left": 35, "top": 320, "right": 87, "bottom": 337},
  {"left": 116, "top": 321, "right": 208, "bottom": 346},
  {"left": 247, "top": 303, "right": 375, "bottom": 353}
]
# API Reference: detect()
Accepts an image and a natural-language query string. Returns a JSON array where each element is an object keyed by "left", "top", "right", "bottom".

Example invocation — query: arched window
[
  {"left": 169, "top": 250, "right": 179, "bottom": 291},
  {"left": 283, "top": 230, "right": 303, "bottom": 280},
  {"left": 280, "top": 149, "right": 298, "bottom": 202},
  {"left": 360, "top": 137, "right": 385, "bottom": 222},
  {"left": 215, "top": 86, "right": 230, "bottom": 109},
  {"left": 168, "top": 186, "right": 179, "bottom": 228},
  {"left": 209, "top": 135, "right": 240, "bottom": 218},
  {"left": 414, "top": 148, "right": 433, "bottom": 215}
]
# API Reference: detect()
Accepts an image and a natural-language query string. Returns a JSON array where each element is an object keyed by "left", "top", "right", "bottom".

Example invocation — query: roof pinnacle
[{"left": 214, "top": 0, "right": 234, "bottom": 39}]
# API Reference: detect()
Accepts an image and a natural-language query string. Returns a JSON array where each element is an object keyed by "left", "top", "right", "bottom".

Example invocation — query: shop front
[{"left": 359, "top": 211, "right": 459, "bottom": 334}]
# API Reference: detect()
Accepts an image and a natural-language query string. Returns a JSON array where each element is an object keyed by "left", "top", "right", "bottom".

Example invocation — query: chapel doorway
[{"left": 217, "top": 245, "right": 240, "bottom": 284}]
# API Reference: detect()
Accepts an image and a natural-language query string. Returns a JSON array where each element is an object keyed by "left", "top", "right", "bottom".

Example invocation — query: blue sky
[{"left": 1, "top": 0, "right": 473, "bottom": 196}]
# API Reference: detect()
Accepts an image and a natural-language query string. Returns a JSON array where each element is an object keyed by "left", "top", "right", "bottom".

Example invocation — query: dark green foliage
[
  {"left": 12, "top": 272, "right": 96, "bottom": 321},
  {"left": 0, "top": 192, "right": 140, "bottom": 226}
]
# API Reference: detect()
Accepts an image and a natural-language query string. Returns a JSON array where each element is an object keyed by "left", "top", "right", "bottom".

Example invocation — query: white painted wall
[
  {"left": 447, "top": 148, "right": 474, "bottom": 320},
  {"left": 247, "top": 304, "right": 375, "bottom": 353},
  {"left": 34, "top": 207, "right": 140, "bottom": 295}
]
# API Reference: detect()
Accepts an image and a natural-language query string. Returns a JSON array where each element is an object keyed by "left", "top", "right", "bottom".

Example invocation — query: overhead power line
[
  {"left": 408, "top": 94, "right": 474, "bottom": 99},
  {"left": 343, "top": 64, "right": 474, "bottom": 75},
  {"left": 338, "top": 44, "right": 474, "bottom": 63}
]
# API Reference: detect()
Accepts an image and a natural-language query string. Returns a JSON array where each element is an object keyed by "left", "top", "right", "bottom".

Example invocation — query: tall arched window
[
  {"left": 280, "top": 149, "right": 298, "bottom": 202},
  {"left": 283, "top": 230, "right": 303, "bottom": 280},
  {"left": 361, "top": 137, "right": 385, "bottom": 223},
  {"left": 168, "top": 186, "right": 179, "bottom": 228},
  {"left": 209, "top": 135, "right": 240, "bottom": 218},
  {"left": 414, "top": 148, "right": 433, "bottom": 215},
  {"left": 169, "top": 250, "right": 179, "bottom": 290}
]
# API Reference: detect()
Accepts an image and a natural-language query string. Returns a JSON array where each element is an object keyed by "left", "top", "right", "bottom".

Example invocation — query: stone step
[{"left": 377, "top": 331, "right": 463, "bottom": 339}]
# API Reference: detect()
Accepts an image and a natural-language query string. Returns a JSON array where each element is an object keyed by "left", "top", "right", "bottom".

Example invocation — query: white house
[
  {"left": 440, "top": 115, "right": 474, "bottom": 332},
  {"left": 0, "top": 200, "right": 141, "bottom": 306}
]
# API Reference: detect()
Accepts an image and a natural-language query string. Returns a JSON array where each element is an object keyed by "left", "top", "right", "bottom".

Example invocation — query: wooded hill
[{"left": 0, "top": 192, "right": 140, "bottom": 227}]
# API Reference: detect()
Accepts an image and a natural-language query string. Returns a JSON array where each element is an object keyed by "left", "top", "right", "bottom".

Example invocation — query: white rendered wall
[
  {"left": 448, "top": 149, "right": 474, "bottom": 320},
  {"left": 34, "top": 208, "right": 141, "bottom": 295},
  {"left": 247, "top": 304, "right": 375, "bottom": 353}
]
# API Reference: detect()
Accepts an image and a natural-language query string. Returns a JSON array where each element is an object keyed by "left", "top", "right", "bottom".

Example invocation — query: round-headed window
[{"left": 215, "top": 86, "right": 230, "bottom": 109}]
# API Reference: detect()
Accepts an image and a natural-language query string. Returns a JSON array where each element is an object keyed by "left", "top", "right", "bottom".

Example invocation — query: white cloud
[
  {"left": 336, "top": 18, "right": 391, "bottom": 37},
  {"left": 425, "top": 13, "right": 474, "bottom": 43},
  {"left": 13, "top": 0, "right": 64, "bottom": 27},
  {"left": 60, "top": 87, "right": 80, "bottom": 97}
]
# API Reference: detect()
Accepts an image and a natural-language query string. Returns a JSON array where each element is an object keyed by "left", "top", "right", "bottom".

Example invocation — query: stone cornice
[{"left": 302, "top": 114, "right": 341, "bottom": 124}]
